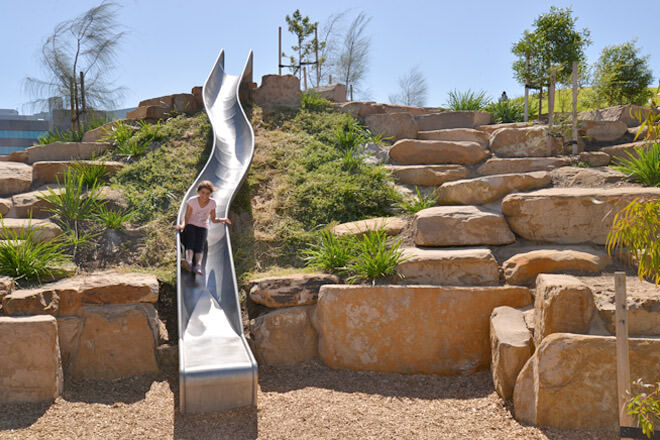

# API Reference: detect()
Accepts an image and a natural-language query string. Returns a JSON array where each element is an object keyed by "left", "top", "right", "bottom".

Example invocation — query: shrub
[
  {"left": 334, "top": 118, "right": 367, "bottom": 151},
  {"left": 445, "top": 89, "right": 491, "bottom": 111},
  {"left": 0, "top": 219, "right": 71, "bottom": 283},
  {"left": 612, "top": 142, "right": 660, "bottom": 186},
  {"left": 39, "top": 128, "right": 84, "bottom": 144},
  {"left": 135, "top": 120, "right": 165, "bottom": 143},
  {"left": 345, "top": 229, "right": 405, "bottom": 284},
  {"left": 104, "top": 120, "right": 134, "bottom": 146},
  {"left": 70, "top": 160, "right": 110, "bottom": 187},
  {"left": 116, "top": 137, "right": 150, "bottom": 158},
  {"left": 626, "top": 379, "right": 660, "bottom": 438},
  {"left": 398, "top": 186, "right": 436, "bottom": 214},
  {"left": 302, "top": 229, "right": 354, "bottom": 272},
  {"left": 486, "top": 99, "right": 531, "bottom": 123},
  {"left": 95, "top": 205, "right": 132, "bottom": 230},
  {"left": 300, "top": 91, "right": 332, "bottom": 111}
]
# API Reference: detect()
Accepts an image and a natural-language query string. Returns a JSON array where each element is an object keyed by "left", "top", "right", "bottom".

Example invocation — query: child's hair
[{"left": 197, "top": 180, "right": 216, "bottom": 193}]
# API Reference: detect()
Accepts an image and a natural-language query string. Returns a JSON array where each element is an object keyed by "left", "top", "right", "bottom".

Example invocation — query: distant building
[{"left": 0, "top": 109, "right": 49, "bottom": 155}]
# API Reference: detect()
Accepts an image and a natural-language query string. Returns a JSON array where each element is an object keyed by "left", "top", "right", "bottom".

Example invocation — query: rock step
[
  {"left": 365, "top": 112, "right": 417, "bottom": 142},
  {"left": 385, "top": 164, "right": 469, "bottom": 186},
  {"left": 0, "top": 162, "right": 32, "bottom": 196},
  {"left": 248, "top": 273, "right": 339, "bottom": 309},
  {"left": 413, "top": 206, "right": 515, "bottom": 247},
  {"left": 9, "top": 186, "right": 62, "bottom": 218},
  {"left": 502, "top": 249, "right": 611, "bottom": 285},
  {"left": 33, "top": 160, "right": 124, "bottom": 184},
  {"left": 389, "top": 139, "right": 489, "bottom": 165},
  {"left": 0, "top": 197, "right": 11, "bottom": 216},
  {"left": 415, "top": 111, "right": 492, "bottom": 131},
  {"left": 502, "top": 187, "right": 660, "bottom": 245},
  {"left": 476, "top": 157, "right": 571, "bottom": 176},
  {"left": 332, "top": 217, "right": 406, "bottom": 237},
  {"left": 0, "top": 218, "right": 62, "bottom": 242},
  {"left": 579, "top": 120, "right": 627, "bottom": 143},
  {"left": 436, "top": 171, "right": 551, "bottom": 206},
  {"left": 490, "top": 126, "right": 563, "bottom": 158},
  {"left": 416, "top": 128, "right": 489, "bottom": 148},
  {"left": 601, "top": 140, "right": 648, "bottom": 160},
  {"left": 397, "top": 247, "right": 499, "bottom": 285},
  {"left": 8, "top": 142, "right": 113, "bottom": 164},
  {"left": 476, "top": 122, "right": 533, "bottom": 134}
]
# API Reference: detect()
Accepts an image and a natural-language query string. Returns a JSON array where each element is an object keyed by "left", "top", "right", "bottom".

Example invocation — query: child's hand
[
  {"left": 175, "top": 224, "right": 184, "bottom": 231},
  {"left": 215, "top": 217, "right": 232, "bottom": 226}
]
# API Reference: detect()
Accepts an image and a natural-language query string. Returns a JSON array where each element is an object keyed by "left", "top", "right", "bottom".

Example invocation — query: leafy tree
[
  {"left": 592, "top": 40, "right": 654, "bottom": 106},
  {"left": 388, "top": 66, "right": 428, "bottom": 106},
  {"left": 25, "top": 1, "right": 125, "bottom": 130},
  {"left": 283, "top": 10, "right": 325, "bottom": 86},
  {"left": 335, "top": 12, "right": 372, "bottom": 99}
]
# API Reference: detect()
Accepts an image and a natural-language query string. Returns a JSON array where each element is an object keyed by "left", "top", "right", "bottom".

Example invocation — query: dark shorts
[{"left": 182, "top": 224, "right": 208, "bottom": 253}]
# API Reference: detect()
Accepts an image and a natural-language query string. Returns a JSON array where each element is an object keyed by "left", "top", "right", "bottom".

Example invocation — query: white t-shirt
[{"left": 187, "top": 196, "right": 216, "bottom": 229}]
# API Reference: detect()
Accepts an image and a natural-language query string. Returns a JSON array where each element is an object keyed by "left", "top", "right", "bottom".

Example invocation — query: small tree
[
  {"left": 317, "top": 11, "right": 348, "bottom": 86},
  {"left": 388, "top": 66, "right": 428, "bottom": 107},
  {"left": 593, "top": 40, "right": 654, "bottom": 106},
  {"left": 25, "top": 1, "right": 125, "bottom": 131},
  {"left": 335, "top": 12, "right": 372, "bottom": 99},
  {"left": 283, "top": 10, "right": 325, "bottom": 86}
]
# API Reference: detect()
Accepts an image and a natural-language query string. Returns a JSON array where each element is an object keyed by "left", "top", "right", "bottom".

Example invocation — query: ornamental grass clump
[
  {"left": 302, "top": 228, "right": 355, "bottom": 272},
  {"left": 398, "top": 186, "right": 436, "bottom": 214},
  {"left": 445, "top": 89, "right": 491, "bottom": 111},
  {"left": 612, "top": 142, "right": 660, "bottom": 187}
]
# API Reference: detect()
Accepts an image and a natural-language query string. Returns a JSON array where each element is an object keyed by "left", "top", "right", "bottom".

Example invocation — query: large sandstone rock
[
  {"left": 32, "top": 160, "right": 124, "bottom": 184},
  {"left": 601, "top": 140, "right": 650, "bottom": 160},
  {"left": 338, "top": 101, "right": 387, "bottom": 119},
  {"left": 250, "top": 305, "right": 318, "bottom": 365},
  {"left": 254, "top": 74, "right": 301, "bottom": 109},
  {"left": 309, "top": 84, "right": 346, "bottom": 102},
  {"left": 138, "top": 93, "right": 200, "bottom": 114},
  {"left": 534, "top": 274, "right": 594, "bottom": 345},
  {"left": 3, "top": 271, "right": 159, "bottom": 316},
  {"left": 0, "top": 315, "right": 63, "bottom": 403},
  {"left": 68, "top": 304, "right": 159, "bottom": 379},
  {"left": 580, "top": 104, "right": 652, "bottom": 128},
  {"left": 249, "top": 273, "right": 340, "bottom": 308},
  {"left": 502, "top": 187, "right": 660, "bottom": 244},
  {"left": 18, "top": 142, "right": 112, "bottom": 164},
  {"left": 389, "top": 139, "right": 489, "bottom": 165},
  {"left": 578, "top": 151, "right": 610, "bottom": 167},
  {"left": 313, "top": 285, "right": 531, "bottom": 374},
  {"left": 414, "top": 206, "right": 515, "bottom": 246},
  {"left": 397, "top": 247, "right": 499, "bottom": 285},
  {"left": 0, "top": 197, "right": 10, "bottom": 216},
  {"left": 82, "top": 120, "right": 122, "bottom": 142},
  {"left": 476, "top": 122, "right": 534, "bottom": 134},
  {"left": 11, "top": 187, "right": 62, "bottom": 218},
  {"left": 476, "top": 157, "right": 570, "bottom": 176},
  {"left": 332, "top": 217, "right": 406, "bottom": 237},
  {"left": 126, "top": 105, "right": 169, "bottom": 121},
  {"left": 385, "top": 164, "right": 469, "bottom": 186},
  {"left": 436, "top": 171, "right": 551, "bottom": 205},
  {"left": 0, "top": 218, "right": 61, "bottom": 242},
  {"left": 415, "top": 111, "right": 492, "bottom": 131},
  {"left": 364, "top": 112, "right": 418, "bottom": 141},
  {"left": 0, "top": 276, "right": 14, "bottom": 297},
  {"left": 514, "top": 333, "right": 660, "bottom": 430},
  {"left": 550, "top": 166, "right": 626, "bottom": 187},
  {"left": 578, "top": 120, "right": 627, "bottom": 142},
  {"left": 489, "top": 126, "right": 563, "bottom": 157},
  {"left": 56, "top": 316, "right": 83, "bottom": 369},
  {"left": 503, "top": 249, "right": 611, "bottom": 285},
  {"left": 417, "top": 128, "right": 489, "bottom": 148},
  {"left": 0, "top": 162, "right": 32, "bottom": 195},
  {"left": 490, "top": 306, "right": 533, "bottom": 400}
]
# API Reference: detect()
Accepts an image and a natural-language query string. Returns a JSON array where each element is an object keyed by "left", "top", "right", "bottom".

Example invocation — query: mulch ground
[{"left": 0, "top": 361, "right": 617, "bottom": 440}]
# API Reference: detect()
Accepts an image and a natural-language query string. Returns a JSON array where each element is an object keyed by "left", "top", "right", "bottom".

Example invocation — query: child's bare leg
[
  {"left": 185, "top": 250, "right": 194, "bottom": 266},
  {"left": 194, "top": 253, "right": 203, "bottom": 265}
]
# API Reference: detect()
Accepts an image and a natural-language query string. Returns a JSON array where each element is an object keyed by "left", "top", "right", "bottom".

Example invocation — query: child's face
[{"left": 198, "top": 188, "right": 212, "bottom": 201}]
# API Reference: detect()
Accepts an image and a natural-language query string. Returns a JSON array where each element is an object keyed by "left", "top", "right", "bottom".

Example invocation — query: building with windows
[{"left": 0, "top": 110, "right": 49, "bottom": 155}]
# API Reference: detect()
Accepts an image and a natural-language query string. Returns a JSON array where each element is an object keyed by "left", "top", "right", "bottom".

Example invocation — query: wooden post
[
  {"left": 548, "top": 70, "right": 556, "bottom": 128},
  {"left": 329, "top": 74, "right": 333, "bottom": 84},
  {"left": 350, "top": 84, "right": 353, "bottom": 101},
  {"left": 524, "top": 55, "right": 529, "bottom": 122},
  {"left": 615, "top": 272, "right": 634, "bottom": 439},
  {"left": 80, "top": 71, "right": 87, "bottom": 131},
  {"left": 538, "top": 87, "right": 543, "bottom": 122},
  {"left": 303, "top": 66, "right": 308, "bottom": 91},
  {"left": 572, "top": 61, "right": 579, "bottom": 154},
  {"left": 315, "top": 26, "right": 320, "bottom": 87},
  {"left": 278, "top": 26, "right": 282, "bottom": 76}
]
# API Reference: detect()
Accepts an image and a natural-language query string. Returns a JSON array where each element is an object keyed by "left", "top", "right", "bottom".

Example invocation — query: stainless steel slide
[{"left": 176, "top": 50, "right": 258, "bottom": 413}]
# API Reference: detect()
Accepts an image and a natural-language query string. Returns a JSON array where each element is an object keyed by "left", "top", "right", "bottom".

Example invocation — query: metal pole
[
  {"left": 572, "top": 61, "right": 579, "bottom": 154},
  {"left": 278, "top": 26, "right": 282, "bottom": 75},
  {"left": 615, "top": 272, "right": 634, "bottom": 439},
  {"left": 524, "top": 55, "right": 529, "bottom": 122},
  {"left": 315, "top": 26, "right": 320, "bottom": 87},
  {"left": 548, "top": 69, "right": 555, "bottom": 128}
]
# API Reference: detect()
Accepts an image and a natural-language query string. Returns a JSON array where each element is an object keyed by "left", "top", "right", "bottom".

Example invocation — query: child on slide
[{"left": 175, "top": 180, "right": 231, "bottom": 275}]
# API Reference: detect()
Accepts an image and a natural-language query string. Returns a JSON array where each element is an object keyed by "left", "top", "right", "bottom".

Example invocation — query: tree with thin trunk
[
  {"left": 25, "top": 1, "right": 125, "bottom": 130},
  {"left": 335, "top": 12, "right": 371, "bottom": 99},
  {"left": 317, "top": 11, "right": 348, "bottom": 86},
  {"left": 388, "top": 66, "right": 428, "bottom": 107}
]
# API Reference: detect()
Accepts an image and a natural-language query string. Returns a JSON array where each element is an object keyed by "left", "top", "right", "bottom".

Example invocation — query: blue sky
[{"left": 1, "top": 0, "right": 659, "bottom": 112}]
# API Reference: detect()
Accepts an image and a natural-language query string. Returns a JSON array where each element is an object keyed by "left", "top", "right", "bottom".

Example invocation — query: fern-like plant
[
  {"left": 345, "top": 229, "right": 405, "bottom": 284},
  {"left": 95, "top": 205, "right": 132, "bottom": 230},
  {"left": 303, "top": 229, "right": 355, "bottom": 272},
  {"left": 70, "top": 160, "right": 110, "bottom": 187},
  {"left": 612, "top": 142, "right": 660, "bottom": 187}
]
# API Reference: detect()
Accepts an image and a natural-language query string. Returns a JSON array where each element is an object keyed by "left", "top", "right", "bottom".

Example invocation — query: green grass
[
  {"left": 302, "top": 229, "right": 355, "bottom": 272},
  {"left": 70, "top": 160, "right": 110, "bottom": 187},
  {"left": 300, "top": 91, "right": 332, "bottom": 112},
  {"left": 95, "top": 205, "right": 133, "bottom": 230},
  {"left": 39, "top": 128, "right": 84, "bottom": 144},
  {"left": 398, "top": 187, "right": 436, "bottom": 214},
  {"left": 445, "top": 89, "right": 491, "bottom": 111},
  {"left": 612, "top": 142, "right": 660, "bottom": 186},
  {"left": 344, "top": 229, "right": 405, "bottom": 284}
]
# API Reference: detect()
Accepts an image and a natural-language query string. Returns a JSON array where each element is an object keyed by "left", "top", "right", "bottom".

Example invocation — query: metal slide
[{"left": 176, "top": 50, "right": 257, "bottom": 413}]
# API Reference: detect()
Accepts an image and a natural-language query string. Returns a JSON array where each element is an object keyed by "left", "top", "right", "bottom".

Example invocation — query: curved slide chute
[{"left": 176, "top": 50, "right": 257, "bottom": 413}]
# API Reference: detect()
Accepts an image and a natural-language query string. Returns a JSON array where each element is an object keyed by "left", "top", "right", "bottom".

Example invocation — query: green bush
[
  {"left": 612, "top": 142, "right": 660, "bottom": 186},
  {"left": 486, "top": 99, "right": 534, "bottom": 123},
  {"left": 0, "top": 219, "right": 71, "bottom": 283},
  {"left": 445, "top": 89, "right": 491, "bottom": 111},
  {"left": 345, "top": 229, "right": 405, "bottom": 284},
  {"left": 302, "top": 229, "right": 355, "bottom": 272},
  {"left": 95, "top": 205, "right": 132, "bottom": 230},
  {"left": 104, "top": 120, "right": 134, "bottom": 146},
  {"left": 300, "top": 91, "right": 332, "bottom": 111},
  {"left": 70, "top": 160, "right": 110, "bottom": 187},
  {"left": 39, "top": 128, "right": 84, "bottom": 144},
  {"left": 398, "top": 187, "right": 436, "bottom": 214},
  {"left": 116, "top": 137, "right": 150, "bottom": 158}
]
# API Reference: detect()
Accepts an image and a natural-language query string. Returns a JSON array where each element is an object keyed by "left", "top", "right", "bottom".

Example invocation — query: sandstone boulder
[
  {"left": 81, "top": 121, "right": 119, "bottom": 142},
  {"left": 476, "top": 122, "right": 534, "bottom": 134},
  {"left": 250, "top": 305, "right": 318, "bottom": 365},
  {"left": 309, "top": 84, "right": 346, "bottom": 102},
  {"left": 254, "top": 74, "right": 301, "bottom": 109},
  {"left": 0, "top": 198, "right": 10, "bottom": 216},
  {"left": 579, "top": 120, "right": 627, "bottom": 142},
  {"left": 414, "top": 206, "right": 515, "bottom": 246},
  {"left": 56, "top": 316, "right": 83, "bottom": 369},
  {"left": 415, "top": 111, "right": 492, "bottom": 131},
  {"left": 0, "top": 315, "right": 63, "bottom": 403},
  {"left": 313, "top": 285, "right": 531, "bottom": 374},
  {"left": 534, "top": 274, "right": 594, "bottom": 346},
  {"left": 332, "top": 217, "right": 406, "bottom": 237},
  {"left": 476, "top": 157, "right": 570, "bottom": 176},
  {"left": 385, "top": 164, "right": 469, "bottom": 186},
  {"left": 249, "top": 273, "right": 340, "bottom": 308},
  {"left": 514, "top": 333, "right": 660, "bottom": 430},
  {"left": 0, "top": 276, "right": 14, "bottom": 297},
  {"left": 502, "top": 187, "right": 660, "bottom": 244},
  {"left": 0, "top": 218, "right": 61, "bottom": 242},
  {"left": 337, "top": 101, "right": 386, "bottom": 119},
  {"left": 601, "top": 140, "right": 649, "bottom": 160},
  {"left": 126, "top": 105, "right": 170, "bottom": 121},
  {"left": 550, "top": 166, "right": 626, "bottom": 187},
  {"left": 382, "top": 104, "right": 440, "bottom": 116},
  {"left": 503, "top": 249, "right": 611, "bottom": 285},
  {"left": 68, "top": 304, "right": 159, "bottom": 379},
  {"left": 364, "top": 112, "right": 418, "bottom": 141},
  {"left": 138, "top": 93, "right": 200, "bottom": 114},
  {"left": 397, "top": 247, "right": 499, "bottom": 285},
  {"left": 32, "top": 160, "right": 124, "bottom": 184},
  {"left": 579, "top": 104, "right": 652, "bottom": 128},
  {"left": 578, "top": 151, "right": 610, "bottom": 167},
  {"left": 0, "top": 162, "right": 32, "bottom": 195},
  {"left": 11, "top": 187, "right": 62, "bottom": 218},
  {"left": 389, "top": 139, "right": 489, "bottom": 165},
  {"left": 489, "top": 126, "right": 563, "bottom": 157},
  {"left": 3, "top": 271, "right": 159, "bottom": 316},
  {"left": 436, "top": 171, "right": 551, "bottom": 205},
  {"left": 417, "top": 128, "right": 489, "bottom": 148},
  {"left": 490, "top": 306, "right": 533, "bottom": 400},
  {"left": 17, "top": 142, "right": 112, "bottom": 164}
]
